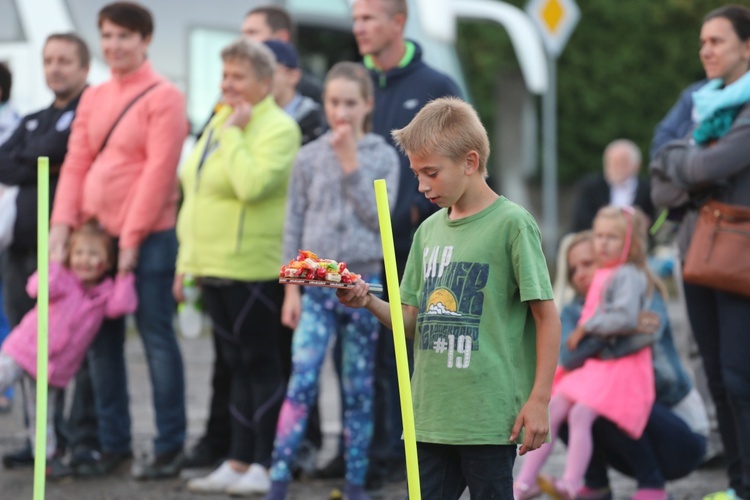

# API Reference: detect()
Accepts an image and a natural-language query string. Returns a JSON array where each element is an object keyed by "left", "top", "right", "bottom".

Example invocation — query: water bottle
[{"left": 178, "top": 274, "right": 202, "bottom": 339}]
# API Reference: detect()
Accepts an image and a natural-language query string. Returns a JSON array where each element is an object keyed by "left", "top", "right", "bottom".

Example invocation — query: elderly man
[{"left": 570, "top": 139, "right": 655, "bottom": 233}]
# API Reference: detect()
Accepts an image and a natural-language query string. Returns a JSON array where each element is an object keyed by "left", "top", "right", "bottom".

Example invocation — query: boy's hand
[
  {"left": 510, "top": 397, "right": 550, "bottom": 455},
  {"left": 336, "top": 279, "right": 371, "bottom": 309},
  {"left": 566, "top": 325, "right": 587, "bottom": 351}
]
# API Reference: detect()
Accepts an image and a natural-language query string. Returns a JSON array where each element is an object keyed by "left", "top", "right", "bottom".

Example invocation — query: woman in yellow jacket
[{"left": 174, "top": 38, "right": 300, "bottom": 496}]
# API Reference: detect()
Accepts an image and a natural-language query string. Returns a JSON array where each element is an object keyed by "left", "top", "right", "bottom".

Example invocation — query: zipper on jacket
[{"left": 236, "top": 207, "right": 246, "bottom": 253}]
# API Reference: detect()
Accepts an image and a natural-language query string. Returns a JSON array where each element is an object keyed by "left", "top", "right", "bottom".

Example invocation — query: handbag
[
  {"left": 0, "top": 184, "right": 19, "bottom": 251},
  {"left": 683, "top": 200, "right": 750, "bottom": 297}
]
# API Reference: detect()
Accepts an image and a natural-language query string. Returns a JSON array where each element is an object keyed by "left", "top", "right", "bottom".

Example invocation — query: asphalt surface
[{"left": 0, "top": 310, "right": 731, "bottom": 499}]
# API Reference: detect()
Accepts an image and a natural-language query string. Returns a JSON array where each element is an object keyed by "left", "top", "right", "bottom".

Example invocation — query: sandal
[
  {"left": 537, "top": 474, "right": 577, "bottom": 500},
  {"left": 514, "top": 480, "right": 542, "bottom": 500}
]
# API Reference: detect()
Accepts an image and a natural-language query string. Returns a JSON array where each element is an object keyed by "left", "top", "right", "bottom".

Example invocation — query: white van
[
  {"left": 1, "top": 0, "right": 553, "bottom": 237},
  {"left": 0, "top": 0, "right": 545, "bottom": 125}
]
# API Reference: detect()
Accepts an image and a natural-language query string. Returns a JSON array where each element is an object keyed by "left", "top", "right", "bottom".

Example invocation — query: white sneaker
[
  {"left": 226, "top": 463, "right": 271, "bottom": 496},
  {"left": 187, "top": 461, "right": 244, "bottom": 493}
]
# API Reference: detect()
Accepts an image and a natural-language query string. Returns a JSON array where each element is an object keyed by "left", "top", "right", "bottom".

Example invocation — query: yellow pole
[
  {"left": 34, "top": 157, "right": 49, "bottom": 499},
  {"left": 373, "top": 179, "right": 420, "bottom": 499}
]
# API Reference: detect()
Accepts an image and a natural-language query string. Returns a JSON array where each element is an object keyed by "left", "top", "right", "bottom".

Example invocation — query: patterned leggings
[{"left": 270, "top": 276, "right": 380, "bottom": 485}]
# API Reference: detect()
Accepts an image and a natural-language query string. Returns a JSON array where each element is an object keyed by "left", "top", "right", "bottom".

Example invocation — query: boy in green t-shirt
[{"left": 337, "top": 97, "right": 561, "bottom": 498}]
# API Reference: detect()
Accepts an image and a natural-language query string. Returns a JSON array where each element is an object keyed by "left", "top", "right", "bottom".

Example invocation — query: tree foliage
[{"left": 456, "top": 0, "right": 727, "bottom": 183}]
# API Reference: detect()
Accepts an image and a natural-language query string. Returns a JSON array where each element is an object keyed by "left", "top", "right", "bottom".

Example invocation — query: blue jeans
[
  {"left": 684, "top": 281, "right": 750, "bottom": 498},
  {"left": 414, "top": 442, "right": 516, "bottom": 499},
  {"left": 87, "top": 229, "right": 186, "bottom": 455},
  {"left": 560, "top": 403, "right": 706, "bottom": 490}
]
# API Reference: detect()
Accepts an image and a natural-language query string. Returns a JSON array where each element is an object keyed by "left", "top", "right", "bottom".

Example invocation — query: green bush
[{"left": 456, "top": 0, "right": 724, "bottom": 184}]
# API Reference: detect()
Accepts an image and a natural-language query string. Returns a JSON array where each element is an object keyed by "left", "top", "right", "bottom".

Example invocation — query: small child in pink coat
[{"left": 0, "top": 221, "right": 137, "bottom": 458}]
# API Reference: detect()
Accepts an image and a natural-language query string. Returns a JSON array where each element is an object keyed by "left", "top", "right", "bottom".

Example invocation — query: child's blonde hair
[
  {"left": 391, "top": 97, "right": 490, "bottom": 177},
  {"left": 323, "top": 61, "right": 374, "bottom": 132},
  {"left": 65, "top": 220, "right": 115, "bottom": 274},
  {"left": 593, "top": 205, "right": 667, "bottom": 298}
]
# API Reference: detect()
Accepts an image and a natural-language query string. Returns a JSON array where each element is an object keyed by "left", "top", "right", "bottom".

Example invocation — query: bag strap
[{"left": 98, "top": 82, "right": 160, "bottom": 155}]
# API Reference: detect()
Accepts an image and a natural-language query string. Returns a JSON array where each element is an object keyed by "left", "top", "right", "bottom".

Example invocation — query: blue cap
[{"left": 263, "top": 40, "right": 299, "bottom": 69}]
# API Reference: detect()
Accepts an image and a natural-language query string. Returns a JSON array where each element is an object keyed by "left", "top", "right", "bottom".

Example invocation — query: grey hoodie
[{"left": 282, "top": 131, "right": 400, "bottom": 275}]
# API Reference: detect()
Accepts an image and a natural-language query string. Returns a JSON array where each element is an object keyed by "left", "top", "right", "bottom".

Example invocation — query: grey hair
[
  {"left": 220, "top": 37, "right": 276, "bottom": 81},
  {"left": 604, "top": 138, "right": 642, "bottom": 167}
]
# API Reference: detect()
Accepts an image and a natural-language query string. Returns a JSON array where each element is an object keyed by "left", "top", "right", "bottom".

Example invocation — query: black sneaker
[
  {"left": 70, "top": 447, "right": 101, "bottom": 468},
  {"left": 131, "top": 449, "right": 184, "bottom": 480},
  {"left": 46, "top": 457, "right": 74, "bottom": 481},
  {"left": 2, "top": 442, "right": 34, "bottom": 469},
  {"left": 182, "top": 441, "right": 226, "bottom": 469},
  {"left": 312, "top": 454, "right": 345, "bottom": 480},
  {"left": 74, "top": 451, "right": 132, "bottom": 477}
]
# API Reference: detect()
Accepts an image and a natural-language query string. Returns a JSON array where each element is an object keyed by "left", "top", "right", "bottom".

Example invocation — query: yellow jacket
[{"left": 176, "top": 95, "right": 301, "bottom": 281}]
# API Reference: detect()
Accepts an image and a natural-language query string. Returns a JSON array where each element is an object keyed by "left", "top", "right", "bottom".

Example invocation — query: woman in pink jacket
[
  {"left": 47, "top": 1, "right": 188, "bottom": 478},
  {"left": 0, "top": 221, "right": 136, "bottom": 460}
]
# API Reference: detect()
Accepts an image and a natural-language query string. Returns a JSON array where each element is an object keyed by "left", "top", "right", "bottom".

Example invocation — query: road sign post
[{"left": 525, "top": 0, "right": 579, "bottom": 257}]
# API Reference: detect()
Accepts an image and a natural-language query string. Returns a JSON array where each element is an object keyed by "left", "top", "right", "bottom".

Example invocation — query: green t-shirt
[{"left": 401, "top": 197, "right": 553, "bottom": 445}]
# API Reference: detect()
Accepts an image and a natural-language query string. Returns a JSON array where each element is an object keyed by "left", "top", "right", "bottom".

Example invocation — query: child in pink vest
[
  {"left": 515, "top": 206, "right": 662, "bottom": 500},
  {"left": 0, "top": 221, "right": 137, "bottom": 458}
]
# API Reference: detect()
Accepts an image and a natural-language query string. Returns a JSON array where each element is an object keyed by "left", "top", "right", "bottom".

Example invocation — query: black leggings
[{"left": 200, "top": 280, "right": 285, "bottom": 465}]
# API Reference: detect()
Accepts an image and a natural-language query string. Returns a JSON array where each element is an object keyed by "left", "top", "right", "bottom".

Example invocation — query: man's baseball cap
[{"left": 263, "top": 40, "right": 299, "bottom": 69}]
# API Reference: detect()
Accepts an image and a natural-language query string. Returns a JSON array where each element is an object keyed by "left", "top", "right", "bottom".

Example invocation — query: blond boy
[{"left": 338, "top": 97, "right": 560, "bottom": 498}]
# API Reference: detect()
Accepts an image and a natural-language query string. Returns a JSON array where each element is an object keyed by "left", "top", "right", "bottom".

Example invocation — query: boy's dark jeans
[{"left": 412, "top": 442, "right": 516, "bottom": 500}]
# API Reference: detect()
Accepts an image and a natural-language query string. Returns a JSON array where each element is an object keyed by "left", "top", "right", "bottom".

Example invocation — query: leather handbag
[{"left": 683, "top": 200, "right": 750, "bottom": 297}]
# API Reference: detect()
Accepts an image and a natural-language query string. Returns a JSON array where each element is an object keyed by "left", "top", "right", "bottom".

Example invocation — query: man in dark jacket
[
  {"left": 0, "top": 33, "right": 90, "bottom": 471},
  {"left": 350, "top": 0, "right": 462, "bottom": 489},
  {"left": 242, "top": 5, "right": 323, "bottom": 104}
]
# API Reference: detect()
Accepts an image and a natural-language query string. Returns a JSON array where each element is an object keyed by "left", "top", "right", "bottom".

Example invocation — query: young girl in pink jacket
[{"left": 0, "top": 221, "right": 137, "bottom": 459}]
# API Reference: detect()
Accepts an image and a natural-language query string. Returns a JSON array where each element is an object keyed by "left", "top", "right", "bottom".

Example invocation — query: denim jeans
[
  {"left": 684, "top": 281, "right": 750, "bottom": 498},
  {"left": 560, "top": 403, "right": 706, "bottom": 490},
  {"left": 87, "top": 229, "right": 186, "bottom": 455},
  {"left": 413, "top": 442, "right": 516, "bottom": 500}
]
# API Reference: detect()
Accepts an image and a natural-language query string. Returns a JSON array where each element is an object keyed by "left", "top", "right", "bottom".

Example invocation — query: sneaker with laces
[
  {"left": 188, "top": 461, "right": 244, "bottom": 493},
  {"left": 2, "top": 442, "right": 34, "bottom": 469},
  {"left": 74, "top": 451, "right": 132, "bottom": 477},
  {"left": 132, "top": 449, "right": 185, "bottom": 480},
  {"left": 226, "top": 463, "right": 271, "bottom": 496}
]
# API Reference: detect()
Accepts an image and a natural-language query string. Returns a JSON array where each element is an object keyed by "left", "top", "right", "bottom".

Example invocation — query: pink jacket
[
  {"left": 1, "top": 263, "right": 137, "bottom": 388},
  {"left": 51, "top": 60, "right": 188, "bottom": 250}
]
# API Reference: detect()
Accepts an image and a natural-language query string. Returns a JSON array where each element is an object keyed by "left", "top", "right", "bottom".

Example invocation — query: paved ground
[{"left": 0, "top": 310, "right": 730, "bottom": 499}]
